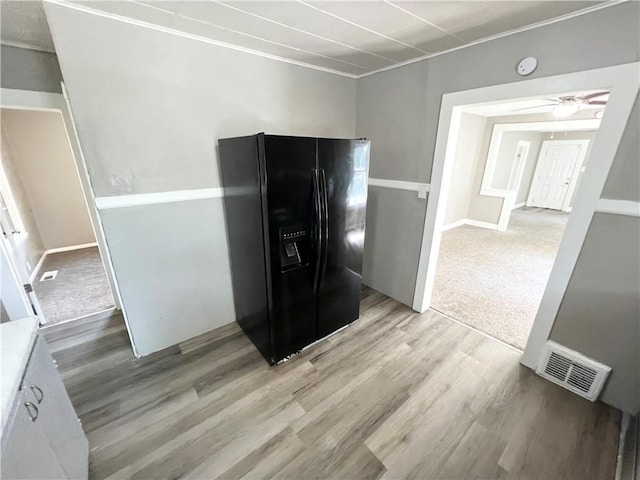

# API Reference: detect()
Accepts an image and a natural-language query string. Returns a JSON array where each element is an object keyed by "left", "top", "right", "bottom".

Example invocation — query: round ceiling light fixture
[
  {"left": 595, "top": 111, "right": 604, "bottom": 119},
  {"left": 553, "top": 100, "right": 581, "bottom": 117}
]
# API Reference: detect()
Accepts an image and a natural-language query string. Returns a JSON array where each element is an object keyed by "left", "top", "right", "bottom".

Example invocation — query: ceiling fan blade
[
  {"left": 587, "top": 100, "right": 608, "bottom": 105},
  {"left": 511, "top": 103, "right": 558, "bottom": 112},
  {"left": 581, "top": 91, "right": 609, "bottom": 101}
]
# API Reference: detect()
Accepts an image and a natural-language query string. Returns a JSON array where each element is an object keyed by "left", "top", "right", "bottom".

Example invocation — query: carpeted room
[
  {"left": 432, "top": 98, "right": 602, "bottom": 350},
  {"left": 433, "top": 207, "right": 568, "bottom": 349}
]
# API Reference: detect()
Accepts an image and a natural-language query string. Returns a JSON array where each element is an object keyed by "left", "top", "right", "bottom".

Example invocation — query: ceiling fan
[{"left": 513, "top": 91, "right": 609, "bottom": 117}]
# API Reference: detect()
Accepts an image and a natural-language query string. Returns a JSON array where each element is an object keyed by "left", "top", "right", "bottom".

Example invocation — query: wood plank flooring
[{"left": 41, "top": 287, "right": 620, "bottom": 479}]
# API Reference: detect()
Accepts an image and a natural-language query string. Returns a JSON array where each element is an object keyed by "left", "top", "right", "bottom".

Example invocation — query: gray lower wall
[
  {"left": 550, "top": 213, "right": 640, "bottom": 414},
  {"left": 100, "top": 199, "right": 235, "bottom": 356},
  {"left": 45, "top": 2, "right": 356, "bottom": 355},
  {"left": 356, "top": 1, "right": 640, "bottom": 412},
  {"left": 363, "top": 186, "right": 425, "bottom": 306},
  {"left": 0, "top": 45, "right": 63, "bottom": 93},
  {"left": 549, "top": 93, "right": 640, "bottom": 414}
]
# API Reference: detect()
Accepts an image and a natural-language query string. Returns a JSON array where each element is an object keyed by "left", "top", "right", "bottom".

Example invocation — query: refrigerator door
[
  {"left": 219, "top": 135, "right": 272, "bottom": 363},
  {"left": 316, "top": 139, "right": 370, "bottom": 338},
  {"left": 263, "top": 135, "right": 319, "bottom": 362}
]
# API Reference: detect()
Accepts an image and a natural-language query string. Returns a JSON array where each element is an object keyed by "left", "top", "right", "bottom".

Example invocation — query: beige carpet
[
  {"left": 33, "top": 247, "right": 115, "bottom": 325},
  {"left": 432, "top": 207, "right": 569, "bottom": 350}
]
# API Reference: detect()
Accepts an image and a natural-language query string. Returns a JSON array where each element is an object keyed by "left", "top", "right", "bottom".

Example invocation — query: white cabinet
[
  {"left": 0, "top": 390, "right": 67, "bottom": 479},
  {"left": 1, "top": 337, "right": 88, "bottom": 479}
]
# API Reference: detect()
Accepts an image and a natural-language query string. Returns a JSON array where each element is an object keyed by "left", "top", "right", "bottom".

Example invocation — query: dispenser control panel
[
  {"left": 280, "top": 225, "right": 307, "bottom": 242},
  {"left": 282, "top": 230, "right": 304, "bottom": 240},
  {"left": 279, "top": 224, "right": 307, "bottom": 271}
]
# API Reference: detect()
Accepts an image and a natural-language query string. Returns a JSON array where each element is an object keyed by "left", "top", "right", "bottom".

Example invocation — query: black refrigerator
[{"left": 219, "top": 134, "right": 370, "bottom": 365}]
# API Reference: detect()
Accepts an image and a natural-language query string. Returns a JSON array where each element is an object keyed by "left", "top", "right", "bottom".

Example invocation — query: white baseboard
[
  {"left": 46, "top": 242, "right": 98, "bottom": 254},
  {"left": 28, "top": 242, "right": 98, "bottom": 283},
  {"left": 512, "top": 202, "right": 525, "bottom": 210},
  {"left": 464, "top": 219, "right": 500, "bottom": 230},
  {"left": 441, "top": 218, "right": 499, "bottom": 231},
  {"left": 442, "top": 219, "right": 466, "bottom": 231}
]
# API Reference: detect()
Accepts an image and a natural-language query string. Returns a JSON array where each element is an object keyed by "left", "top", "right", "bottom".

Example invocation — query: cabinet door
[
  {"left": 1, "top": 391, "right": 67, "bottom": 479},
  {"left": 23, "top": 337, "right": 88, "bottom": 479}
]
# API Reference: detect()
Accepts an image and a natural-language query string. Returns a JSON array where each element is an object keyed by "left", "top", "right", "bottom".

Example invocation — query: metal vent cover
[
  {"left": 39, "top": 270, "right": 58, "bottom": 282},
  {"left": 537, "top": 341, "right": 611, "bottom": 401}
]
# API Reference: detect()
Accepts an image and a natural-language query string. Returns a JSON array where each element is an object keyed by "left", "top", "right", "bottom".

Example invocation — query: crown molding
[
  {"left": 43, "top": 0, "right": 358, "bottom": 79},
  {"left": 43, "top": 0, "right": 625, "bottom": 80},
  {"left": 355, "top": 1, "right": 627, "bottom": 79}
]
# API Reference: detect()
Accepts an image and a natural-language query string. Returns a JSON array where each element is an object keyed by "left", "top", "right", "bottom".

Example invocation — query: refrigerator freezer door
[
  {"left": 263, "top": 135, "right": 319, "bottom": 361},
  {"left": 316, "top": 139, "right": 370, "bottom": 338},
  {"left": 219, "top": 135, "right": 272, "bottom": 363}
]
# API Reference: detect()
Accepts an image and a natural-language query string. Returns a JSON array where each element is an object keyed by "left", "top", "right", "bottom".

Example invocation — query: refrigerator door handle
[
  {"left": 318, "top": 168, "right": 329, "bottom": 289},
  {"left": 312, "top": 169, "right": 322, "bottom": 292}
]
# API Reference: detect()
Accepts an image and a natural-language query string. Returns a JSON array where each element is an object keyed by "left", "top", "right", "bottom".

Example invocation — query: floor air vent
[
  {"left": 536, "top": 341, "right": 610, "bottom": 401},
  {"left": 40, "top": 270, "right": 58, "bottom": 282}
]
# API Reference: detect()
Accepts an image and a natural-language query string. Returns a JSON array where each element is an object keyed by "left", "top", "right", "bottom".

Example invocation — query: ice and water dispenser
[{"left": 279, "top": 224, "right": 307, "bottom": 271}]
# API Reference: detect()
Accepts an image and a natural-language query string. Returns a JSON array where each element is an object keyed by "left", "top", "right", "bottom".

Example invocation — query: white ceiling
[
  {"left": 462, "top": 89, "right": 609, "bottom": 117},
  {"left": 1, "top": 0, "right": 610, "bottom": 76}
]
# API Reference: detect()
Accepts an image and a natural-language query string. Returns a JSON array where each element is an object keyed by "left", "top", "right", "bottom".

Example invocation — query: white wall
[
  {"left": 494, "top": 131, "right": 543, "bottom": 195},
  {"left": 446, "top": 123, "right": 598, "bottom": 228},
  {"left": 0, "top": 126, "right": 44, "bottom": 277},
  {"left": 467, "top": 129, "right": 544, "bottom": 225},
  {"left": 443, "top": 113, "right": 486, "bottom": 226},
  {"left": 531, "top": 131, "right": 597, "bottom": 208},
  {"left": 0, "top": 240, "right": 32, "bottom": 322},
  {"left": 515, "top": 132, "right": 544, "bottom": 205},
  {"left": 1, "top": 108, "right": 96, "bottom": 251},
  {"left": 45, "top": 2, "right": 357, "bottom": 355}
]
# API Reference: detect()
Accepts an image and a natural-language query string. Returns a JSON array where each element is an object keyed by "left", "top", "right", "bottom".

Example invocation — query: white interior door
[
  {"left": 0, "top": 192, "right": 46, "bottom": 321},
  {"left": 527, "top": 140, "right": 590, "bottom": 211},
  {"left": 0, "top": 238, "right": 33, "bottom": 321}
]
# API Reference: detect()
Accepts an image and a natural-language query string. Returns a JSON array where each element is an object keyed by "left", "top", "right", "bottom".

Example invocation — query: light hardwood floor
[{"left": 41, "top": 287, "right": 620, "bottom": 479}]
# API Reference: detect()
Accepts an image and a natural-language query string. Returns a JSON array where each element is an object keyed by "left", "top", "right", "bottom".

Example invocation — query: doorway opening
[
  {"left": 412, "top": 63, "right": 638, "bottom": 368},
  {"left": 0, "top": 107, "right": 115, "bottom": 326},
  {"left": 431, "top": 92, "right": 606, "bottom": 349}
]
